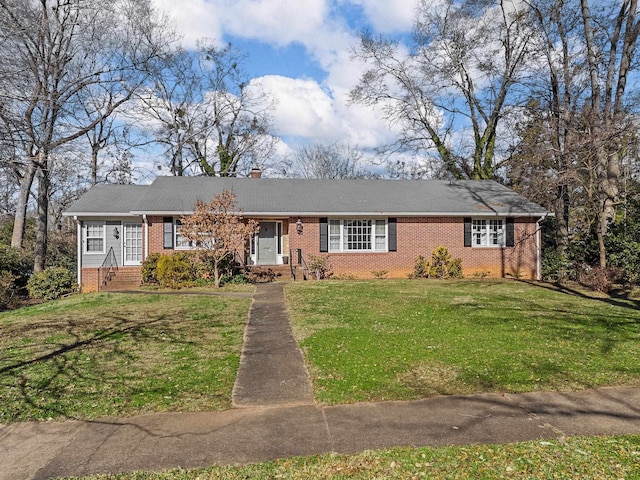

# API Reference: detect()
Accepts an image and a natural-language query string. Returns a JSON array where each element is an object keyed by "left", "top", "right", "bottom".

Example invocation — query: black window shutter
[
  {"left": 319, "top": 218, "right": 328, "bottom": 252},
  {"left": 506, "top": 218, "right": 515, "bottom": 247},
  {"left": 463, "top": 218, "right": 472, "bottom": 247},
  {"left": 388, "top": 218, "right": 397, "bottom": 252},
  {"left": 163, "top": 217, "right": 174, "bottom": 249}
]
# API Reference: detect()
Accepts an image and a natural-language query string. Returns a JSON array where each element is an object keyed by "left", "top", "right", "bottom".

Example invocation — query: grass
[
  {"left": 285, "top": 279, "right": 640, "bottom": 405},
  {"left": 62, "top": 435, "right": 640, "bottom": 479},
  {"left": 0, "top": 290, "right": 251, "bottom": 422}
]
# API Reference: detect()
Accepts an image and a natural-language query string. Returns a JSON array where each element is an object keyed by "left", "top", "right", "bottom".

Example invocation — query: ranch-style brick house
[{"left": 64, "top": 171, "right": 549, "bottom": 292}]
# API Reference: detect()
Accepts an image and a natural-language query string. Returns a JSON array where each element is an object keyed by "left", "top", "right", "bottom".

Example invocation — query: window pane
[
  {"left": 489, "top": 219, "right": 504, "bottom": 246},
  {"left": 374, "top": 220, "right": 386, "bottom": 250},
  {"left": 86, "top": 238, "right": 103, "bottom": 252},
  {"left": 345, "top": 219, "right": 371, "bottom": 250},
  {"left": 472, "top": 220, "right": 486, "bottom": 246},
  {"left": 85, "top": 222, "right": 104, "bottom": 252}
]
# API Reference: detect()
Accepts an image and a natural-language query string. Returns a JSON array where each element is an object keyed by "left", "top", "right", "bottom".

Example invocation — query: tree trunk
[
  {"left": 33, "top": 168, "right": 50, "bottom": 272},
  {"left": 555, "top": 182, "right": 570, "bottom": 276},
  {"left": 11, "top": 162, "right": 36, "bottom": 249}
]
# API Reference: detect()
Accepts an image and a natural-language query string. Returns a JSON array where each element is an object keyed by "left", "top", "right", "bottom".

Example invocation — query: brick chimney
[{"left": 250, "top": 167, "right": 262, "bottom": 178}]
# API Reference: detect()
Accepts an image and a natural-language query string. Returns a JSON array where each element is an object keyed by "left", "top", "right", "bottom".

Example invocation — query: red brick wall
[
  {"left": 81, "top": 268, "right": 99, "bottom": 293},
  {"left": 288, "top": 216, "right": 539, "bottom": 280},
  {"left": 147, "top": 216, "right": 165, "bottom": 254},
  {"left": 143, "top": 215, "right": 540, "bottom": 280}
]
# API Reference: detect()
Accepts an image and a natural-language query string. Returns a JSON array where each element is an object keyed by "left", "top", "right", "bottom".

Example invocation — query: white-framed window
[
  {"left": 328, "top": 219, "right": 387, "bottom": 252},
  {"left": 174, "top": 219, "right": 195, "bottom": 249},
  {"left": 84, "top": 221, "right": 105, "bottom": 254},
  {"left": 472, "top": 219, "right": 504, "bottom": 247}
]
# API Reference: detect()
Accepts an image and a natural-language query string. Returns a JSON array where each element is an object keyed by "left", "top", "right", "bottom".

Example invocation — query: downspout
[
  {"left": 143, "top": 214, "right": 149, "bottom": 259},
  {"left": 75, "top": 216, "right": 82, "bottom": 290},
  {"left": 536, "top": 216, "right": 543, "bottom": 281}
]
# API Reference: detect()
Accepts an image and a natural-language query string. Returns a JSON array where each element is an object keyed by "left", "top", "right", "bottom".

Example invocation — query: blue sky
[{"left": 150, "top": 0, "right": 420, "bottom": 163}]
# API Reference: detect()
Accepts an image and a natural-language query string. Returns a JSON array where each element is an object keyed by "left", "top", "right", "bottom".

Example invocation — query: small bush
[
  {"left": 0, "top": 271, "right": 18, "bottom": 309},
  {"left": 226, "top": 273, "right": 251, "bottom": 284},
  {"left": 372, "top": 269, "right": 388, "bottom": 279},
  {"left": 412, "top": 255, "right": 430, "bottom": 279},
  {"left": 576, "top": 264, "right": 619, "bottom": 293},
  {"left": 156, "top": 253, "right": 196, "bottom": 289},
  {"left": 412, "top": 246, "right": 463, "bottom": 279},
  {"left": 0, "top": 244, "right": 33, "bottom": 284},
  {"left": 27, "top": 267, "right": 77, "bottom": 301},
  {"left": 306, "top": 254, "right": 332, "bottom": 280},
  {"left": 141, "top": 253, "right": 162, "bottom": 285}
]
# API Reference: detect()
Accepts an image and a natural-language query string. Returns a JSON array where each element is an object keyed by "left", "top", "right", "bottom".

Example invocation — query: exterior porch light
[
  {"left": 296, "top": 218, "right": 303, "bottom": 234},
  {"left": 113, "top": 227, "right": 119, "bottom": 239}
]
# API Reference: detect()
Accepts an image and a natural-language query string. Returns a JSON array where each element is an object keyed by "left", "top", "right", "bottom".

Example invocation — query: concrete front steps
[
  {"left": 101, "top": 269, "right": 143, "bottom": 291},
  {"left": 244, "top": 265, "right": 294, "bottom": 281}
]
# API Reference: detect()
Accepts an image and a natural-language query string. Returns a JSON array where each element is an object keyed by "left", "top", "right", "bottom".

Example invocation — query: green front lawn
[
  {"left": 286, "top": 279, "right": 640, "bottom": 405},
  {"left": 0, "top": 291, "right": 251, "bottom": 422}
]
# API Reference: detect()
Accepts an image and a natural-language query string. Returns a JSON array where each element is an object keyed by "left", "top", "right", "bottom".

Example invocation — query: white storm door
[{"left": 123, "top": 223, "right": 143, "bottom": 266}]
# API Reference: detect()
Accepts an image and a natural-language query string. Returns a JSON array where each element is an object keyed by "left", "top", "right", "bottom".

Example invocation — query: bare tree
[
  {"left": 512, "top": 0, "right": 640, "bottom": 271},
  {"left": 179, "top": 191, "right": 259, "bottom": 288},
  {"left": 0, "top": 0, "right": 176, "bottom": 270},
  {"left": 292, "top": 143, "right": 375, "bottom": 179},
  {"left": 140, "top": 41, "right": 277, "bottom": 177},
  {"left": 579, "top": 0, "right": 640, "bottom": 268},
  {"left": 351, "top": 0, "right": 532, "bottom": 180}
]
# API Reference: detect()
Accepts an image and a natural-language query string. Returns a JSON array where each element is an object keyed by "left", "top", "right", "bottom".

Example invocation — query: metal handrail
[
  {"left": 290, "top": 248, "right": 308, "bottom": 281},
  {"left": 98, "top": 247, "right": 118, "bottom": 290}
]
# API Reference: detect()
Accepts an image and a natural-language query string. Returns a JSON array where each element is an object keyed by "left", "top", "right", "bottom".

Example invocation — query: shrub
[
  {"left": 306, "top": 254, "right": 332, "bottom": 280},
  {"left": 372, "top": 269, "right": 388, "bottom": 279},
  {"left": 412, "top": 246, "right": 463, "bottom": 279},
  {"left": 27, "top": 267, "right": 77, "bottom": 301},
  {"left": 156, "top": 252, "right": 197, "bottom": 289},
  {"left": 141, "top": 253, "right": 162, "bottom": 285},
  {"left": 411, "top": 255, "right": 430, "bottom": 279},
  {"left": 0, "top": 271, "right": 18, "bottom": 310},
  {"left": 226, "top": 273, "right": 251, "bottom": 284},
  {"left": 576, "top": 264, "right": 620, "bottom": 293},
  {"left": 0, "top": 244, "right": 33, "bottom": 283}
]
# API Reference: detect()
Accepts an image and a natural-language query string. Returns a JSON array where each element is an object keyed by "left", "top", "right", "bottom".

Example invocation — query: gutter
[
  {"left": 535, "top": 213, "right": 552, "bottom": 281},
  {"left": 130, "top": 210, "right": 552, "bottom": 218}
]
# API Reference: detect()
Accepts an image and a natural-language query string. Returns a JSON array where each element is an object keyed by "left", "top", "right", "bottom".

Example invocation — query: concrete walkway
[
  {"left": 1, "top": 283, "right": 640, "bottom": 479},
  {"left": 232, "top": 283, "right": 314, "bottom": 407}
]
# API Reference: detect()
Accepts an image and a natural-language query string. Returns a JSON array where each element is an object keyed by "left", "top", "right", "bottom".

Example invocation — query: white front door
[{"left": 123, "top": 223, "right": 143, "bottom": 266}]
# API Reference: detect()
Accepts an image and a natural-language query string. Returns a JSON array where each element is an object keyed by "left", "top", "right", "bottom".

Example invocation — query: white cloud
[
  {"left": 223, "top": 0, "right": 328, "bottom": 46},
  {"left": 253, "top": 76, "right": 336, "bottom": 140},
  {"left": 352, "top": 0, "right": 418, "bottom": 33},
  {"left": 149, "top": 0, "right": 411, "bottom": 161},
  {"left": 152, "top": 0, "right": 224, "bottom": 48}
]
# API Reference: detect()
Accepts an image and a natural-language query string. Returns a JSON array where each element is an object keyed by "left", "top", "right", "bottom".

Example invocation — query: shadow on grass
[
  {"left": 0, "top": 312, "right": 206, "bottom": 422},
  {"left": 519, "top": 279, "right": 640, "bottom": 312}
]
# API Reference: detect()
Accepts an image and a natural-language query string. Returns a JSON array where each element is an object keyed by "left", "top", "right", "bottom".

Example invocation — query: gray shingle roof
[
  {"left": 63, "top": 184, "right": 149, "bottom": 216},
  {"left": 65, "top": 177, "right": 548, "bottom": 217}
]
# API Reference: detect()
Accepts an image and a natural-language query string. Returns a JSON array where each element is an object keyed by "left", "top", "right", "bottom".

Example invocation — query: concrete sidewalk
[
  {"left": 2, "top": 387, "right": 640, "bottom": 479},
  {"left": 2, "top": 282, "right": 640, "bottom": 479}
]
